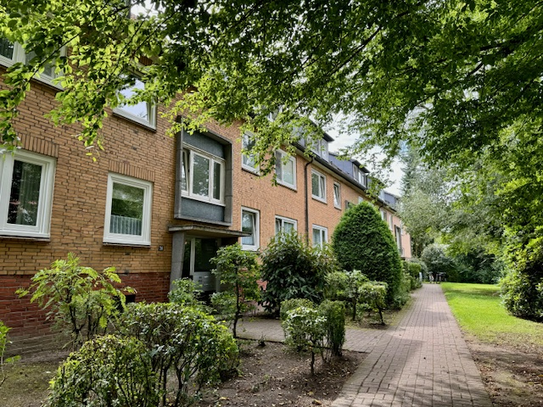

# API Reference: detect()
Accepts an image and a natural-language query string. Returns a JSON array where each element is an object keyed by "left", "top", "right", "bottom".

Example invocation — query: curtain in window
[
  {"left": 242, "top": 211, "right": 255, "bottom": 245},
  {"left": 8, "top": 160, "right": 42, "bottom": 226},
  {"left": 110, "top": 183, "right": 144, "bottom": 235}
]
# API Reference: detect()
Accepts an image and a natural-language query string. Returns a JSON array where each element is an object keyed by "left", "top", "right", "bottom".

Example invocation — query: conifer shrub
[
  {"left": 261, "top": 232, "right": 336, "bottom": 314},
  {"left": 332, "top": 203, "right": 403, "bottom": 307}
]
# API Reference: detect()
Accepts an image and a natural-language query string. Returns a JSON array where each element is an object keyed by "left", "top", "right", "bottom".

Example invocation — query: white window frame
[
  {"left": 180, "top": 147, "right": 225, "bottom": 205},
  {"left": 311, "top": 138, "right": 329, "bottom": 160},
  {"left": 311, "top": 169, "right": 326, "bottom": 203},
  {"left": 0, "top": 150, "right": 56, "bottom": 238},
  {"left": 103, "top": 173, "right": 153, "bottom": 246},
  {"left": 275, "top": 215, "right": 297, "bottom": 234},
  {"left": 333, "top": 182, "right": 341, "bottom": 209},
  {"left": 241, "top": 132, "right": 259, "bottom": 174},
  {"left": 0, "top": 39, "right": 64, "bottom": 88},
  {"left": 353, "top": 165, "right": 367, "bottom": 187},
  {"left": 113, "top": 76, "right": 157, "bottom": 128},
  {"left": 380, "top": 209, "right": 387, "bottom": 222},
  {"left": 241, "top": 207, "right": 260, "bottom": 251},
  {"left": 312, "top": 225, "right": 328, "bottom": 248},
  {"left": 275, "top": 149, "right": 296, "bottom": 190}
]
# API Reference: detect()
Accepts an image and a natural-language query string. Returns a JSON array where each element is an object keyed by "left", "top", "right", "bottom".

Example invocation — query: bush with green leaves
[
  {"left": 499, "top": 238, "right": 543, "bottom": 321},
  {"left": 46, "top": 335, "right": 159, "bottom": 407},
  {"left": 210, "top": 243, "right": 260, "bottom": 338},
  {"left": 404, "top": 261, "right": 423, "bottom": 290},
  {"left": 16, "top": 253, "right": 132, "bottom": 349},
  {"left": 359, "top": 282, "right": 388, "bottom": 325},
  {"left": 168, "top": 278, "right": 206, "bottom": 309},
  {"left": 280, "top": 298, "right": 316, "bottom": 321},
  {"left": 282, "top": 306, "right": 327, "bottom": 375},
  {"left": 119, "top": 302, "right": 239, "bottom": 406},
  {"left": 325, "top": 269, "right": 369, "bottom": 321},
  {"left": 319, "top": 300, "right": 345, "bottom": 357},
  {"left": 332, "top": 202, "right": 403, "bottom": 307},
  {"left": 0, "top": 322, "right": 19, "bottom": 389},
  {"left": 261, "top": 232, "right": 337, "bottom": 314}
]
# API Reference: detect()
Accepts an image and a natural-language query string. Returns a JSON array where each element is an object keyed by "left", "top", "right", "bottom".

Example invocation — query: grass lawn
[{"left": 441, "top": 282, "right": 543, "bottom": 346}]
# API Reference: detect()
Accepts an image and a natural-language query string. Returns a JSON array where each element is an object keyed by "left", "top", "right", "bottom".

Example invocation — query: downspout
[{"left": 304, "top": 157, "right": 314, "bottom": 244}]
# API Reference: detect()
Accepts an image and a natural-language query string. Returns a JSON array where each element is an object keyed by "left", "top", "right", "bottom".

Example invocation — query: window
[
  {"left": 180, "top": 148, "right": 225, "bottom": 204},
  {"left": 275, "top": 215, "right": 297, "bottom": 234},
  {"left": 333, "top": 182, "right": 341, "bottom": 209},
  {"left": 358, "top": 196, "right": 364, "bottom": 203},
  {"left": 311, "top": 169, "right": 326, "bottom": 202},
  {"left": 380, "top": 210, "right": 387, "bottom": 222},
  {"left": 241, "top": 207, "right": 259, "bottom": 251},
  {"left": 114, "top": 77, "right": 156, "bottom": 128},
  {"left": 311, "top": 138, "right": 329, "bottom": 160},
  {"left": 0, "top": 150, "right": 56, "bottom": 238},
  {"left": 353, "top": 165, "right": 367, "bottom": 187},
  {"left": 275, "top": 150, "right": 296, "bottom": 189},
  {"left": 104, "top": 173, "right": 152, "bottom": 245},
  {"left": 241, "top": 132, "right": 258, "bottom": 173},
  {"left": 312, "top": 225, "right": 328, "bottom": 248},
  {"left": 0, "top": 38, "right": 63, "bottom": 87},
  {"left": 395, "top": 226, "right": 403, "bottom": 255}
]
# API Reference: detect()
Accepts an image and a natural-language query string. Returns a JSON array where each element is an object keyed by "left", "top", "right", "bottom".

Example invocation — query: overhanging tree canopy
[{"left": 1, "top": 0, "right": 543, "bottom": 242}]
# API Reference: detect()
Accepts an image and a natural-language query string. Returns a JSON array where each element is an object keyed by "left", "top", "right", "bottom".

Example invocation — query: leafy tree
[
  {"left": 421, "top": 244, "right": 459, "bottom": 282},
  {"left": 260, "top": 232, "right": 336, "bottom": 314},
  {"left": 332, "top": 202, "right": 402, "bottom": 307},
  {"left": 210, "top": 243, "right": 260, "bottom": 338},
  {"left": 16, "top": 253, "right": 132, "bottom": 349}
]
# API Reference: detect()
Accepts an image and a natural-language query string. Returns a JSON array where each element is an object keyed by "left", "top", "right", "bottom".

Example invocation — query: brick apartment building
[{"left": 0, "top": 38, "right": 411, "bottom": 353}]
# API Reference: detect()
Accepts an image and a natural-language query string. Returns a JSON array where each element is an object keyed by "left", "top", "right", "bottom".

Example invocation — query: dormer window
[
  {"left": 353, "top": 165, "right": 367, "bottom": 187},
  {"left": 311, "top": 138, "right": 329, "bottom": 160}
]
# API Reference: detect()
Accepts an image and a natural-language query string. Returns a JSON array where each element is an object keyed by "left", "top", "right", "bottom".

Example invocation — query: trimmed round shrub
[
  {"left": 332, "top": 202, "right": 403, "bottom": 307},
  {"left": 46, "top": 335, "right": 159, "bottom": 407}
]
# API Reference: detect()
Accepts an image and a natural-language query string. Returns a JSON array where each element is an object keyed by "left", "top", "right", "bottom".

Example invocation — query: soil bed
[{"left": 197, "top": 341, "right": 365, "bottom": 407}]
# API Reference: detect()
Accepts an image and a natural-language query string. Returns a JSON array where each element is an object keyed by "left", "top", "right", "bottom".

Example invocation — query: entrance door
[{"left": 182, "top": 237, "right": 220, "bottom": 292}]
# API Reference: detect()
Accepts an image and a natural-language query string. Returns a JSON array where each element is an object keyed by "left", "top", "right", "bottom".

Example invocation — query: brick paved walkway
[{"left": 238, "top": 284, "right": 492, "bottom": 407}]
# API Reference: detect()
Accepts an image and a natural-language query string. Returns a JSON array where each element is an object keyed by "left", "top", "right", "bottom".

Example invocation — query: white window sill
[
  {"left": 103, "top": 238, "right": 151, "bottom": 247},
  {"left": 113, "top": 109, "right": 157, "bottom": 131},
  {"left": 242, "top": 165, "right": 260, "bottom": 175},
  {"left": 312, "top": 195, "right": 327, "bottom": 204},
  {"left": 181, "top": 193, "right": 225, "bottom": 207},
  {"left": 277, "top": 180, "right": 297, "bottom": 191}
]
